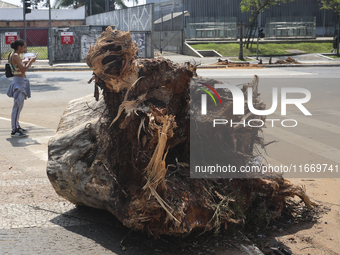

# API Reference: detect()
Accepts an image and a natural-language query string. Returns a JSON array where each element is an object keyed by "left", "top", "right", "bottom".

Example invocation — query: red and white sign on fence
[
  {"left": 5, "top": 32, "right": 18, "bottom": 44},
  {"left": 61, "top": 32, "right": 73, "bottom": 45}
]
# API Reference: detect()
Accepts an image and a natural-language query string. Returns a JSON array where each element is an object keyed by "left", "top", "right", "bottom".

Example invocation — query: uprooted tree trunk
[{"left": 47, "top": 27, "right": 315, "bottom": 237}]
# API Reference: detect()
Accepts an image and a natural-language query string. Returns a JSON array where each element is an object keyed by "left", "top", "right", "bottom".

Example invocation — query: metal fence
[
  {"left": 155, "top": 9, "right": 237, "bottom": 40},
  {"left": 265, "top": 17, "right": 316, "bottom": 39},
  {"left": 0, "top": 28, "right": 49, "bottom": 60},
  {"left": 183, "top": 0, "right": 337, "bottom": 37},
  {"left": 86, "top": 4, "right": 154, "bottom": 57},
  {"left": 154, "top": 8, "right": 185, "bottom": 31},
  {"left": 153, "top": 6, "right": 185, "bottom": 53},
  {"left": 186, "top": 17, "right": 237, "bottom": 39},
  {"left": 153, "top": 30, "right": 183, "bottom": 54}
]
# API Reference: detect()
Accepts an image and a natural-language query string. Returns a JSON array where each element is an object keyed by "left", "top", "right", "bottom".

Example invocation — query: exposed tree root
[{"left": 47, "top": 27, "right": 316, "bottom": 238}]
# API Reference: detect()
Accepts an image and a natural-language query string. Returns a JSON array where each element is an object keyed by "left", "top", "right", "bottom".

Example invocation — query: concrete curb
[
  {"left": 195, "top": 63, "right": 340, "bottom": 69},
  {"left": 198, "top": 65, "right": 228, "bottom": 69},
  {"left": 263, "top": 64, "right": 340, "bottom": 68}
]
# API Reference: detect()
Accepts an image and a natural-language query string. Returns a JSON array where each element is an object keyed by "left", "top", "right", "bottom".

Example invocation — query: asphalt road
[
  {"left": 0, "top": 67, "right": 339, "bottom": 254},
  {"left": 197, "top": 67, "right": 340, "bottom": 178}
]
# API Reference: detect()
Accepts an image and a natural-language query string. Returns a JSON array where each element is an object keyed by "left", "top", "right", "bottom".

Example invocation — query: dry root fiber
[
  {"left": 49, "top": 27, "right": 316, "bottom": 237},
  {"left": 212, "top": 58, "right": 263, "bottom": 68},
  {"left": 86, "top": 26, "right": 139, "bottom": 92}
]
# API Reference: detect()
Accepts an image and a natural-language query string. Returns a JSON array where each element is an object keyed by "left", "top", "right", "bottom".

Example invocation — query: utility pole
[
  {"left": 90, "top": 0, "right": 92, "bottom": 15},
  {"left": 23, "top": 7, "right": 26, "bottom": 44},
  {"left": 48, "top": 0, "right": 53, "bottom": 65},
  {"left": 105, "top": 0, "right": 109, "bottom": 12}
]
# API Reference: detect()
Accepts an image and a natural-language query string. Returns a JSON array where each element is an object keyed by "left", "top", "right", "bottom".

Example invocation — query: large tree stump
[{"left": 47, "top": 27, "right": 315, "bottom": 237}]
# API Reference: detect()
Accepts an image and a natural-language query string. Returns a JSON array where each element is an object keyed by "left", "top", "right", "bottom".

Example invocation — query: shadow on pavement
[
  {"left": 0, "top": 84, "right": 61, "bottom": 94},
  {"left": 45, "top": 77, "right": 82, "bottom": 83},
  {"left": 6, "top": 136, "right": 41, "bottom": 147},
  {"left": 50, "top": 207, "right": 184, "bottom": 255},
  {"left": 0, "top": 74, "right": 82, "bottom": 95},
  {"left": 30, "top": 84, "right": 61, "bottom": 93},
  {"left": 47, "top": 202, "right": 321, "bottom": 254},
  {"left": 49, "top": 206, "right": 248, "bottom": 255},
  {"left": 0, "top": 79, "right": 61, "bottom": 95}
]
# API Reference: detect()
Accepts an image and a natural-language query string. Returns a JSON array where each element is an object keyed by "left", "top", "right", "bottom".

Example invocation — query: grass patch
[
  {"left": 191, "top": 42, "right": 332, "bottom": 57},
  {"left": 1, "top": 46, "right": 48, "bottom": 60}
]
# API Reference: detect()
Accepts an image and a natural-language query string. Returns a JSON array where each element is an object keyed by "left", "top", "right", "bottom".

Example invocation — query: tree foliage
[
  {"left": 319, "top": 0, "right": 340, "bottom": 55},
  {"left": 240, "top": 0, "right": 292, "bottom": 48},
  {"left": 318, "top": 0, "right": 340, "bottom": 12},
  {"left": 21, "top": 0, "right": 48, "bottom": 9},
  {"left": 240, "top": 0, "right": 291, "bottom": 19},
  {"left": 53, "top": 0, "right": 136, "bottom": 15}
]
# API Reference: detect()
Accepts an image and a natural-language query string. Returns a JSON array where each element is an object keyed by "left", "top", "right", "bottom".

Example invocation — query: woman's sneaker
[
  {"left": 11, "top": 129, "right": 28, "bottom": 138},
  {"left": 17, "top": 126, "right": 28, "bottom": 133}
]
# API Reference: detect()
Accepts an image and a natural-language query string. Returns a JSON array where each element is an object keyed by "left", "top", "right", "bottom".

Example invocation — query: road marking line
[
  {"left": 0, "top": 117, "right": 55, "bottom": 132},
  {"left": 264, "top": 127, "right": 340, "bottom": 164},
  {"left": 294, "top": 117, "right": 340, "bottom": 135},
  {"left": 317, "top": 109, "right": 340, "bottom": 116}
]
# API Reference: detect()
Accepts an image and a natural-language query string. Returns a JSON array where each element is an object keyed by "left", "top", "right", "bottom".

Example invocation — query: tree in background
[
  {"left": 21, "top": 0, "right": 48, "bottom": 9},
  {"left": 319, "top": 0, "right": 340, "bottom": 55},
  {"left": 240, "top": 0, "right": 291, "bottom": 48},
  {"left": 53, "top": 0, "right": 136, "bottom": 16}
]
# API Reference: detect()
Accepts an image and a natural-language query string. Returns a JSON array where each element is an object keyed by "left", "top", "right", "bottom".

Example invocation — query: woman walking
[{"left": 6, "top": 39, "right": 37, "bottom": 138}]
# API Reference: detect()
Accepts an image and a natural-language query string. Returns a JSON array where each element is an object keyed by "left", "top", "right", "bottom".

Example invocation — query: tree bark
[
  {"left": 239, "top": 20, "right": 244, "bottom": 60},
  {"left": 246, "top": 17, "right": 256, "bottom": 49}
]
